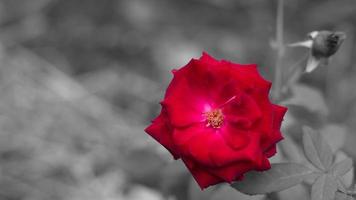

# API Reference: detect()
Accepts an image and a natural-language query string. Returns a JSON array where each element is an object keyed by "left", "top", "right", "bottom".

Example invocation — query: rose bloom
[{"left": 145, "top": 53, "right": 287, "bottom": 189}]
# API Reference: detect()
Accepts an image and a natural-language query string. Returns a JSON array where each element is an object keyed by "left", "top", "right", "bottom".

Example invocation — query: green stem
[{"left": 272, "top": 0, "right": 285, "bottom": 102}]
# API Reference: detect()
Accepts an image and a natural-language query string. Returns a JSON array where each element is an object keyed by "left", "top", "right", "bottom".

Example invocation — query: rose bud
[
  {"left": 288, "top": 31, "right": 346, "bottom": 73},
  {"left": 145, "top": 53, "right": 287, "bottom": 189}
]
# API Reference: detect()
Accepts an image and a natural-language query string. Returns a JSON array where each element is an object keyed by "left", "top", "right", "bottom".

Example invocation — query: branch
[{"left": 272, "top": 0, "right": 285, "bottom": 101}]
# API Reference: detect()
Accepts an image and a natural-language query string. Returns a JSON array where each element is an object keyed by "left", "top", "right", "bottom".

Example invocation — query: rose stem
[
  {"left": 272, "top": 0, "right": 285, "bottom": 102},
  {"left": 280, "top": 53, "right": 309, "bottom": 93}
]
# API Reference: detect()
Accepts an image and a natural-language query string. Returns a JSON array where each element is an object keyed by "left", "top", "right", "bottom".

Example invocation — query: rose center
[{"left": 204, "top": 109, "right": 224, "bottom": 128}]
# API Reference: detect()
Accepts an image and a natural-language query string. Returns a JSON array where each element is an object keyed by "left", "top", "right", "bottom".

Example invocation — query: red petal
[
  {"left": 250, "top": 91, "right": 274, "bottom": 134},
  {"left": 212, "top": 82, "right": 241, "bottom": 109},
  {"left": 220, "top": 123, "right": 250, "bottom": 149},
  {"left": 199, "top": 52, "right": 220, "bottom": 65},
  {"left": 173, "top": 124, "right": 218, "bottom": 165},
  {"left": 261, "top": 104, "right": 287, "bottom": 152},
  {"left": 208, "top": 161, "right": 255, "bottom": 182},
  {"left": 183, "top": 54, "right": 235, "bottom": 106},
  {"left": 207, "top": 156, "right": 270, "bottom": 183},
  {"left": 173, "top": 123, "right": 239, "bottom": 167},
  {"left": 264, "top": 144, "right": 277, "bottom": 158},
  {"left": 165, "top": 59, "right": 194, "bottom": 98},
  {"left": 145, "top": 110, "right": 180, "bottom": 159},
  {"left": 254, "top": 101, "right": 274, "bottom": 150},
  {"left": 272, "top": 104, "right": 288, "bottom": 130},
  {"left": 226, "top": 62, "right": 272, "bottom": 93},
  {"left": 175, "top": 124, "right": 266, "bottom": 167},
  {"left": 210, "top": 131, "right": 266, "bottom": 167},
  {"left": 182, "top": 157, "right": 223, "bottom": 189},
  {"left": 162, "top": 77, "right": 207, "bottom": 127},
  {"left": 238, "top": 64, "right": 271, "bottom": 91},
  {"left": 223, "top": 93, "right": 262, "bottom": 128}
]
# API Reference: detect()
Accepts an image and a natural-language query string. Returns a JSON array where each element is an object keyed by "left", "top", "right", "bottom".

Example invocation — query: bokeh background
[{"left": 0, "top": 0, "right": 356, "bottom": 199}]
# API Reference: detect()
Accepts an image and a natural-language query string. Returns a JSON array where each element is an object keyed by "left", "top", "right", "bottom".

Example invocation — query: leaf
[
  {"left": 231, "top": 163, "right": 313, "bottom": 195},
  {"left": 334, "top": 152, "right": 355, "bottom": 188},
  {"left": 311, "top": 174, "right": 338, "bottom": 200},
  {"left": 275, "top": 184, "right": 309, "bottom": 200},
  {"left": 335, "top": 192, "right": 354, "bottom": 200},
  {"left": 302, "top": 126, "right": 333, "bottom": 171},
  {"left": 209, "top": 185, "right": 264, "bottom": 200},
  {"left": 336, "top": 177, "right": 347, "bottom": 193},
  {"left": 332, "top": 158, "right": 353, "bottom": 176}
]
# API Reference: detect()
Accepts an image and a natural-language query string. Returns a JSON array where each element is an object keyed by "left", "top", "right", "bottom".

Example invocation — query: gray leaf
[
  {"left": 311, "top": 174, "right": 338, "bottom": 200},
  {"left": 336, "top": 177, "right": 347, "bottom": 193},
  {"left": 231, "top": 163, "right": 313, "bottom": 195},
  {"left": 332, "top": 158, "right": 353, "bottom": 176},
  {"left": 335, "top": 192, "right": 354, "bottom": 200},
  {"left": 302, "top": 126, "right": 333, "bottom": 171},
  {"left": 209, "top": 185, "right": 264, "bottom": 200}
]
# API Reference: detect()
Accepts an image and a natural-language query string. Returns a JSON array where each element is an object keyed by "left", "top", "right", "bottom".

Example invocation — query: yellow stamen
[{"left": 204, "top": 109, "right": 224, "bottom": 128}]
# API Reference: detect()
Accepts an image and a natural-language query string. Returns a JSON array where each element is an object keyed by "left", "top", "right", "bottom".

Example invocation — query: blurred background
[{"left": 0, "top": 0, "right": 356, "bottom": 199}]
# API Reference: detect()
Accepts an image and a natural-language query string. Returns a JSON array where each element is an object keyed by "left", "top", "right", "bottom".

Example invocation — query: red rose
[{"left": 145, "top": 53, "right": 287, "bottom": 189}]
